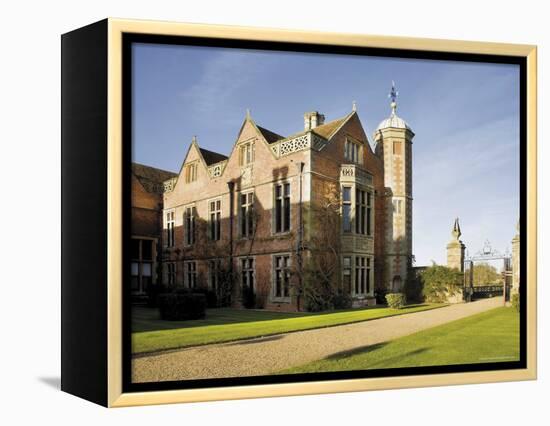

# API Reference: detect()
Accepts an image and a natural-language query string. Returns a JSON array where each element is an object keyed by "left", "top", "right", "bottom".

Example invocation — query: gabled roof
[
  {"left": 311, "top": 115, "right": 349, "bottom": 139},
  {"left": 132, "top": 162, "right": 177, "bottom": 194},
  {"left": 257, "top": 125, "right": 284, "bottom": 144},
  {"left": 311, "top": 114, "right": 352, "bottom": 139},
  {"left": 199, "top": 147, "right": 228, "bottom": 165}
]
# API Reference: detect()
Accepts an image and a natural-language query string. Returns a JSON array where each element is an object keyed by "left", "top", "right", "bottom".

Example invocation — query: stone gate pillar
[{"left": 447, "top": 218, "right": 466, "bottom": 272}]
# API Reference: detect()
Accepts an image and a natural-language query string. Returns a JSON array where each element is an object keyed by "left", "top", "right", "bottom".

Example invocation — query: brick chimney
[{"left": 304, "top": 111, "right": 325, "bottom": 130}]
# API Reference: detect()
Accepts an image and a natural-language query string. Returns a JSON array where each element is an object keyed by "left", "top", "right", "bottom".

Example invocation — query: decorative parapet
[
  {"left": 163, "top": 177, "right": 177, "bottom": 193},
  {"left": 340, "top": 164, "right": 374, "bottom": 186},
  {"left": 270, "top": 132, "right": 327, "bottom": 158},
  {"left": 208, "top": 161, "right": 227, "bottom": 178}
]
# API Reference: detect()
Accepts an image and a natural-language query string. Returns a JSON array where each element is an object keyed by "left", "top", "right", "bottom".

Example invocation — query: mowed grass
[
  {"left": 132, "top": 303, "right": 444, "bottom": 355},
  {"left": 280, "top": 307, "right": 519, "bottom": 374}
]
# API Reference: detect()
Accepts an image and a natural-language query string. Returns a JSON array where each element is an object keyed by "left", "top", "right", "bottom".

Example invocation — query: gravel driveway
[{"left": 132, "top": 297, "right": 503, "bottom": 383}]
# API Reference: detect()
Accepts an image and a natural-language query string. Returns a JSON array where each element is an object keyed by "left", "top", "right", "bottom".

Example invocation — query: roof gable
[{"left": 131, "top": 163, "right": 177, "bottom": 194}]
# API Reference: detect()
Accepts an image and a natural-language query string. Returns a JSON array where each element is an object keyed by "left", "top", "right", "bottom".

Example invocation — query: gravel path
[{"left": 132, "top": 297, "right": 502, "bottom": 383}]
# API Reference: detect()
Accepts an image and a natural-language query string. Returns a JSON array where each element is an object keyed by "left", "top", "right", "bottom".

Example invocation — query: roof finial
[
  {"left": 192, "top": 135, "right": 197, "bottom": 144},
  {"left": 246, "top": 108, "right": 251, "bottom": 119},
  {"left": 452, "top": 217, "right": 462, "bottom": 240},
  {"left": 388, "top": 80, "right": 398, "bottom": 115},
  {"left": 352, "top": 100, "right": 357, "bottom": 112}
]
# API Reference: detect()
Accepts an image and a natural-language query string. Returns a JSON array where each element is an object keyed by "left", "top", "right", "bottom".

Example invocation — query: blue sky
[{"left": 132, "top": 43, "right": 520, "bottom": 266}]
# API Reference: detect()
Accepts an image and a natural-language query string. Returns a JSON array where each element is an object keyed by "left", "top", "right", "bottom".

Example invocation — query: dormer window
[
  {"left": 239, "top": 141, "right": 255, "bottom": 166},
  {"left": 344, "top": 138, "right": 363, "bottom": 164},
  {"left": 185, "top": 162, "right": 197, "bottom": 183}
]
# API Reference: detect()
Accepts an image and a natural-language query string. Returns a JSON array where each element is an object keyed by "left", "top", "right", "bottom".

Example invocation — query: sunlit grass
[{"left": 132, "top": 303, "right": 444, "bottom": 354}]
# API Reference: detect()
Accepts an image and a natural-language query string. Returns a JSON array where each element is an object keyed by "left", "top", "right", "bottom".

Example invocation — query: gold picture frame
[{"left": 61, "top": 18, "right": 537, "bottom": 407}]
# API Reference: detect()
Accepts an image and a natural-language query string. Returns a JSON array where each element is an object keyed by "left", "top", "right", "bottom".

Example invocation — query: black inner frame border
[{"left": 122, "top": 33, "right": 528, "bottom": 394}]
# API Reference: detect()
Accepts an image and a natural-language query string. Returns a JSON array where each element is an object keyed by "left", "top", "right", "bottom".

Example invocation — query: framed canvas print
[{"left": 61, "top": 18, "right": 537, "bottom": 407}]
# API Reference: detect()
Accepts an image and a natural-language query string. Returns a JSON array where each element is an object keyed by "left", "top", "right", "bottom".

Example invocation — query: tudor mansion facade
[{"left": 133, "top": 96, "right": 415, "bottom": 311}]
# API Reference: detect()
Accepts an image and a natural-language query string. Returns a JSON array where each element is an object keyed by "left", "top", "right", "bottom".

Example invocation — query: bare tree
[{"left": 294, "top": 183, "right": 344, "bottom": 311}]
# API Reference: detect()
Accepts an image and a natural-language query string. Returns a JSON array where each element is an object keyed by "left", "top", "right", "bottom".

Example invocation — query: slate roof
[
  {"left": 199, "top": 147, "right": 229, "bottom": 165},
  {"left": 132, "top": 163, "right": 178, "bottom": 194},
  {"left": 257, "top": 125, "right": 285, "bottom": 144}
]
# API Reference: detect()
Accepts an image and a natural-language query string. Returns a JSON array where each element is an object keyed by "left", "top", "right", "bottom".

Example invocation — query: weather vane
[{"left": 388, "top": 80, "right": 399, "bottom": 104}]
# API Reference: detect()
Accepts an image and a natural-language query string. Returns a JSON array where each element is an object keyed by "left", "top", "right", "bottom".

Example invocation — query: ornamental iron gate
[{"left": 463, "top": 240, "right": 512, "bottom": 302}]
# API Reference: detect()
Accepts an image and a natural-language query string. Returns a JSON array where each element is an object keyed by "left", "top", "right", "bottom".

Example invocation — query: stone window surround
[
  {"left": 207, "top": 196, "right": 222, "bottom": 241},
  {"left": 208, "top": 258, "right": 222, "bottom": 291},
  {"left": 185, "top": 161, "right": 198, "bottom": 183},
  {"left": 164, "top": 209, "right": 176, "bottom": 248},
  {"left": 184, "top": 260, "right": 197, "bottom": 289},
  {"left": 271, "top": 252, "right": 292, "bottom": 303},
  {"left": 238, "top": 189, "right": 255, "bottom": 239},
  {"left": 238, "top": 139, "right": 255, "bottom": 166},
  {"left": 341, "top": 254, "right": 374, "bottom": 298},
  {"left": 239, "top": 256, "right": 256, "bottom": 292},
  {"left": 344, "top": 136, "right": 364, "bottom": 165},
  {"left": 130, "top": 236, "right": 157, "bottom": 295},
  {"left": 183, "top": 203, "right": 196, "bottom": 247},
  {"left": 272, "top": 180, "right": 292, "bottom": 235},
  {"left": 340, "top": 183, "right": 374, "bottom": 238},
  {"left": 165, "top": 261, "right": 176, "bottom": 286}
]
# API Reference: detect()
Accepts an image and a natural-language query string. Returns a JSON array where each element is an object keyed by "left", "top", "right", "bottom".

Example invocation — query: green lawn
[
  {"left": 280, "top": 307, "right": 519, "bottom": 374},
  {"left": 132, "top": 304, "right": 444, "bottom": 355}
]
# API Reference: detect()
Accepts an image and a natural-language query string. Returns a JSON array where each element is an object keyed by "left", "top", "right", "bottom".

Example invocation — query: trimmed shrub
[
  {"left": 304, "top": 292, "right": 333, "bottom": 312},
  {"left": 511, "top": 293, "right": 520, "bottom": 312},
  {"left": 386, "top": 293, "right": 406, "bottom": 309},
  {"left": 158, "top": 293, "right": 206, "bottom": 321},
  {"left": 179, "top": 287, "right": 218, "bottom": 308},
  {"left": 332, "top": 292, "right": 352, "bottom": 310}
]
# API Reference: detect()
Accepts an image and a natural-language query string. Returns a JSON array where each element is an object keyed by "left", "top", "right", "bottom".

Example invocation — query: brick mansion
[{"left": 131, "top": 90, "right": 414, "bottom": 311}]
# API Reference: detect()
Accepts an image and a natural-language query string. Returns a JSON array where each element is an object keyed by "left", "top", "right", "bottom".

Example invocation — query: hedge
[{"left": 158, "top": 293, "right": 206, "bottom": 321}]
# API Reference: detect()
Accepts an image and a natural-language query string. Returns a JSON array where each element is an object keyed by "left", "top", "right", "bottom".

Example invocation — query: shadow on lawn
[
  {"left": 226, "top": 335, "right": 284, "bottom": 346},
  {"left": 322, "top": 343, "right": 430, "bottom": 368}
]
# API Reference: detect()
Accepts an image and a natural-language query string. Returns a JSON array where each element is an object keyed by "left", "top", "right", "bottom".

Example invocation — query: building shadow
[{"left": 37, "top": 376, "right": 61, "bottom": 390}]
